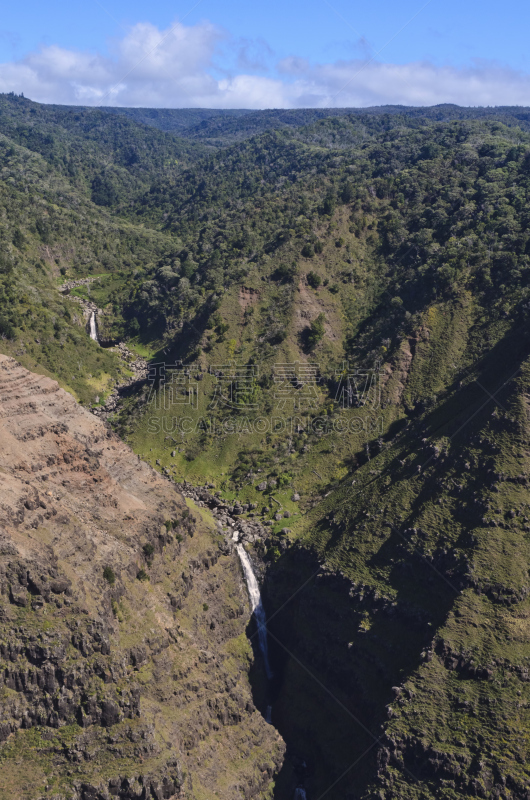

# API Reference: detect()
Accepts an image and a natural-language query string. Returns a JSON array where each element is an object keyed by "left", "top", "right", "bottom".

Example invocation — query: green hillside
[
  {"left": 118, "top": 113, "right": 530, "bottom": 798},
  {"left": 0, "top": 93, "right": 209, "bottom": 401},
  {"left": 2, "top": 94, "right": 530, "bottom": 798}
]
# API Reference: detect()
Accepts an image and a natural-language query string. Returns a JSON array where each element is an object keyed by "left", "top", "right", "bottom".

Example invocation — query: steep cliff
[
  {"left": 263, "top": 326, "right": 530, "bottom": 799},
  {"left": 0, "top": 355, "right": 284, "bottom": 800}
]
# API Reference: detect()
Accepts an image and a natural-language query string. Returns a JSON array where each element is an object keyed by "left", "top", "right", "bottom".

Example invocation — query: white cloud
[
  {"left": 298, "top": 60, "right": 530, "bottom": 108},
  {"left": 0, "top": 20, "right": 225, "bottom": 107},
  {"left": 0, "top": 19, "right": 530, "bottom": 109}
]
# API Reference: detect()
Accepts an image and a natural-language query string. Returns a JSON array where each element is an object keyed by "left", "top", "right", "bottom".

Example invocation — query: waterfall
[
  {"left": 236, "top": 544, "right": 272, "bottom": 679},
  {"left": 89, "top": 311, "right": 98, "bottom": 343},
  {"left": 294, "top": 789, "right": 307, "bottom": 800}
]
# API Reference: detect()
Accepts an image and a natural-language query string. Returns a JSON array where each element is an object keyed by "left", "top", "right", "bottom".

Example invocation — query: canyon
[{"left": 2, "top": 94, "right": 530, "bottom": 798}]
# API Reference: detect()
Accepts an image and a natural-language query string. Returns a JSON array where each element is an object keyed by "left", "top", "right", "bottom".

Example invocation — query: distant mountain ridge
[{"left": 97, "top": 102, "right": 530, "bottom": 142}]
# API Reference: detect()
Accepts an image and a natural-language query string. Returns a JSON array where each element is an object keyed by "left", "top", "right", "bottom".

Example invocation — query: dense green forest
[
  {"left": 103, "top": 102, "right": 530, "bottom": 142},
  {"left": 3, "top": 92, "right": 530, "bottom": 798}
]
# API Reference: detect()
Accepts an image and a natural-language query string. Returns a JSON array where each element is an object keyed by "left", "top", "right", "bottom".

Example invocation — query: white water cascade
[
  {"left": 236, "top": 543, "right": 273, "bottom": 679},
  {"left": 293, "top": 789, "right": 307, "bottom": 800},
  {"left": 89, "top": 311, "right": 98, "bottom": 343}
]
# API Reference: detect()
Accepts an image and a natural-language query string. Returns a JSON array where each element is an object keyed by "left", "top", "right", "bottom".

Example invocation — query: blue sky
[{"left": 0, "top": 0, "right": 528, "bottom": 108}]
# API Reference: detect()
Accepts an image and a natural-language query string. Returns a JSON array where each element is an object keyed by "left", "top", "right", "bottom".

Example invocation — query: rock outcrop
[
  {"left": 0, "top": 356, "right": 284, "bottom": 799},
  {"left": 174, "top": 483, "right": 268, "bottom": 544}
]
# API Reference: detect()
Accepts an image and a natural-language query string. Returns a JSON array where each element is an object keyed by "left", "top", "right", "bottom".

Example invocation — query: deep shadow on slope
[
  {"left": 251, "top": 317, "right": 530, "bottom": 799},
  {"left": 258, "top": 534, "right": 455, "bottom": 800}
]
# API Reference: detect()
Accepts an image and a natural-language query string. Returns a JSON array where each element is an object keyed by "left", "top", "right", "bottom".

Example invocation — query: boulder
[
  {"left": 50, "top": 579, "right": 70, "bottom": 594},
  {"left": 10, "top": 587, "right": 28, "bottom": 607}
]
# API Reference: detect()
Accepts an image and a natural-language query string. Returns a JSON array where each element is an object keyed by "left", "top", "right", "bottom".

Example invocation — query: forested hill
[
  {"left": 2, "top": 93, "right": 530, "bottom": 798},
  {"left": 101, "top": 102, "right": 530, "bottom": 143},
  {"left": 0, "top": 93, "right": 208, "bottom": 199},
  {"left": 123, "top": 113, "right": 530, "bottom": 354},
  {"left": 99, "top": 105, "right": 254, "bottom": 133}
]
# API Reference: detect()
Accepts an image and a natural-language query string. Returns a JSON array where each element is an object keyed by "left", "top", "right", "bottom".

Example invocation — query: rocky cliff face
[{"left": 0, "top": 356, "right": 284, "bottom": 800}]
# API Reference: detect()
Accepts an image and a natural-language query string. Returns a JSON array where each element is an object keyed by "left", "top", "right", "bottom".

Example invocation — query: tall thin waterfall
[
  {"left": 236, "top": 544, "right": 272, "bottom": 679},
  {"left": 89, "top": 312, "right": 98, "bottom": 342}
]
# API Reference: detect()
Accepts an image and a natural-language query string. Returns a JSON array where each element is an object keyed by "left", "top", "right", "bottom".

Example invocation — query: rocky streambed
[
  {"left": 91, "top": 342, "right": 149, "bottom": 419},
  {"left": 174, "top": 482, "right": 273, "bottom": 544}
]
